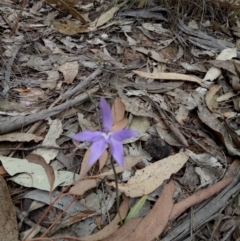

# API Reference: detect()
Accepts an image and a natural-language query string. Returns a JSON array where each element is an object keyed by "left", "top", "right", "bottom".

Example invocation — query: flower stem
[{"left": 110, "top": 158, "right": 123, "bottom": 225}]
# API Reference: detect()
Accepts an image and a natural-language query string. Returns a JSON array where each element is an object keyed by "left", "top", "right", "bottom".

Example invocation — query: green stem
[{"left": 110, "top": 158, "right": 123, "bottom": 225}]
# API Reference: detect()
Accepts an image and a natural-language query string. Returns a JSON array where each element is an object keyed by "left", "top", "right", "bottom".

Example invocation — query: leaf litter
[{"left": 1, "top": 0, "right": 240, "bottom": 240}]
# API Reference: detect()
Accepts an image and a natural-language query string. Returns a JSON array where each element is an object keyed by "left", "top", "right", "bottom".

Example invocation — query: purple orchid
[{"left": 72, "top": 97, "right": 138, "bottom": 167}]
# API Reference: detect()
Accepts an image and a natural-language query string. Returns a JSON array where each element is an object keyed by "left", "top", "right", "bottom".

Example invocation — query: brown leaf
[
  {"left": 111, "top": 118, "right": 128, "bottom": 132},
  {"left": 26, "top": 154, "right": 55, "bottom": 193},
  {"left": 112, "top": 97, "right": 126, "bottom": 125},
  {"left": 117, "top": 180, "right": 175, "bottom": 241},
  {"left": 98, "top": 150, "right": 109, "bottom": 172},
  {"left": 69, "top": 179, "right": 101, "bottom": 196},
  {"left": 206, "top": 84, "right": 221, "bottom": 112},
  {"left": 0, "top": 176, "right": 18, "bottom": 241}
]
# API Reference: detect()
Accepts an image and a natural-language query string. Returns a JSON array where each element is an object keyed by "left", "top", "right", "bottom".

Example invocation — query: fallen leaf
[
  {"left": 40, "top": 70, "right": 59, "bottom": 90},
  {"left": 0, "top": 133, "right": 43, "bottom": 142},
  {"left": 198, "top": 106, "right": 240, "bottom": 156},
  {"left": 0, "top": 176, "right": 18, "bottom": 241},
  {"left": 112, "top": 97, "right": 126, "bottom": 125},
  {"left": 105, "top": 180, "right": 175, "bottom": 241},
  {"left": 205, "top": 84, "right": 222, "bottom": 112},
  {"left": 133, "top": 46, "right": 166, "bottom": 63},
  {"left": 133, "top": 70, "right": 204, "bottom": 86},
  {"left": 57, "top": 61, "right": 79, "bottom": 84},
  {"left": 33, "top": 119, "right": 63, "bottom": 163},
  {"left": 0, "top": 155, "right": 78, "bottom": 191},
  {"left": 107, "top": 152, "right": 189, "bottom": 197},
  {"left": 69, "top": 179, "right": 101, "bottom": 196},
  {"left": 53, "top": 6, "right": 120, "bottom": 34},
  {"left": 203, "top": 48, "right": 237, "bottom": 81},
  {"left": 124, "top": 195, "right": 147, "bottom": 224},
  {"left": 26, "top": 154, "right": 55, "bottom": 193}
]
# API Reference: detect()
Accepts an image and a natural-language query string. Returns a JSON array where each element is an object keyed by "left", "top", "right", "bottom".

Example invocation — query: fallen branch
[{"left": 0, "top": 87, "right": 98, "bottom": 134}]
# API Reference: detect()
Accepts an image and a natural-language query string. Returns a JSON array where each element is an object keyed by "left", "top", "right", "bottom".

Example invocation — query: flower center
[{"left": 101, "top": 132, "right": 112, "bottom": 143}]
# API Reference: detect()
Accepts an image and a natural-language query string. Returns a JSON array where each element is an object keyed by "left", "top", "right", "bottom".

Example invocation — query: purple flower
[{"left": 72, "top": 97, "right": 138, "bottom": 167}]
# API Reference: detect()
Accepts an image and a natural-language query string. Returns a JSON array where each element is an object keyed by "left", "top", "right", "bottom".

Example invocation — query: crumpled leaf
[
  {"left": 198, "top": 106, "right": 240, "bottom": 156},
  {"left": 107, "top": 152, "right": 189, "bottom": 197},
  {"left": 53, "top": 6, "right": 120, "bottom": 35},
  {"left": 205, "top": 84, "right": 222, "bottom": 112},
  {"left": 33, "top": 119, "right": 62, "bottom": 164},
  {"left": 203, "top": 48, "right": 237, "bottom": 81},
  {"left": 57, "top": 61, "right": 79, "bottom": 84}
]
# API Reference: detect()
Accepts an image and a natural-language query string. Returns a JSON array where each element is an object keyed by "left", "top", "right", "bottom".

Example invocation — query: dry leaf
[
  {"left": 33, "top": 119, "right": 62, "bottom": 164},
  {"left": 133, "top": 70, "right": 204, "bottom": 87},
  {"left": 104, "top": 180, "right": 175, "bottom": 241},
  {"left": 107, "top": 152, "right": 189, "bottom": 197},
  {"left": 26, "top": 154, "right": 55, "bottom": 193},
  {"left": 69, "top": 179, "right": 101, "bottom": 196},
  {"left": 206, "top": 84, "right": 222, "bottom": 112},
  {"left": 112, "top": 97, "right": 126, "bottom": 125},
  {"left": 53, "top": 6, "right": 120, "bottom": 34},
  {"left": 198, "top": 106, "right": 240, "bottom": 156},
  {"left": 57, "top": 61, "right": 79, "bottom": 84},
  {"left": 0, "top": 133, "right": 43, "bottom": 142},
  {"left": 0, "top": 176, "right": 18, "bottom": 241}
]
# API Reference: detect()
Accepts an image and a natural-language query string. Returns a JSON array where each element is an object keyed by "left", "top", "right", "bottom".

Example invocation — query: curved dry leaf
[
  {"left": 76, "top": 195, "right": 129, "bottom": 241},
  {"left": 133, "top": 70, "right": 204, "bottom": 87},
  {"left": 112, "top": 97, "right": 126, "bottom": 125},
  {"left": 53, "top": 6, "right": 120, "bottom": 34},
  {"left": 111, "top": 180, "right": 175, "bottom": 241},
  {"left": 107, "top": 152, "right": 189, "bottom": 197},
  {"left": 206, "top": 84, "right": 222, "bottom": 112},
  {"left": 0, "top": 176, "right": 18, "bottom": 241},
  {"left": 57, "top": 61, "right": 79, "bottom": 84},
  {"left": 198, "top": 106, "right": 240, "bottom": 156}
]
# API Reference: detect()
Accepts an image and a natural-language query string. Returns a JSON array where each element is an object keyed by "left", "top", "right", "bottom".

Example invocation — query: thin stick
[{"left": 110, "top": 158, "right": 123, "bottom": 225}]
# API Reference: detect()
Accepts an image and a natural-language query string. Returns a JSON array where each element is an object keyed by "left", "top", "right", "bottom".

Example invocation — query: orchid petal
[
  {"left": 112, "top": 129, "right": 139, "bottom": 141},
  {"left": 72, "top": 131, "right": 103, "bottom": 142},
  {"left": 109, "top": 138, "right": 124, "bottom": 167},
  {"left": 88, "top": 139, "right": 107, "bottom": 166},
  {"left": 100, "top": 97, "right": 113, "bottom": 132}
]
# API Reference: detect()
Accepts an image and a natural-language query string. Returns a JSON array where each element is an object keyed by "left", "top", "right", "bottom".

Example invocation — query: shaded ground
[{"left": 1, "top": 0, "right": 240, "bottom": 240}]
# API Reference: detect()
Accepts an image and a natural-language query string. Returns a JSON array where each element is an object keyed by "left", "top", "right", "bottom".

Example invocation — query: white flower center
[{"left": 101, "top": 132, "right": 112, "bottom": 142}]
